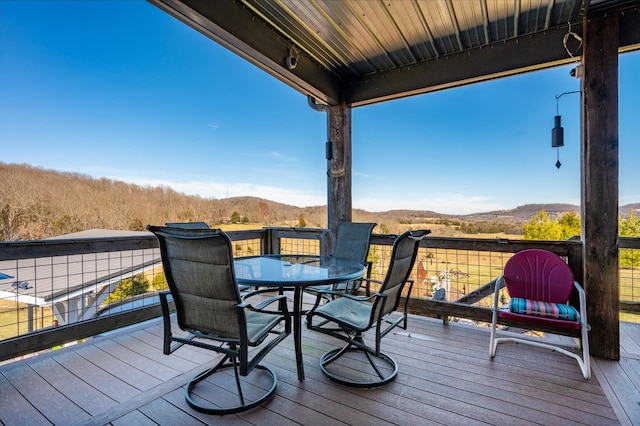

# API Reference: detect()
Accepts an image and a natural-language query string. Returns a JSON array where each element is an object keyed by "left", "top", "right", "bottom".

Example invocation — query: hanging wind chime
[
  {"left": 552, "top": 21, "right": 583, "bottom": 169},
  {"left": 552, "top": 90, "right": 580, "bottom": 169},
  {"left": 552, "top": 97, "right": 564, "bottom": 169}
]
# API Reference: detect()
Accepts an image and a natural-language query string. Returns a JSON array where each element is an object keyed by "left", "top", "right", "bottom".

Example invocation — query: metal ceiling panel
[
  {"left": 150, "top": 0, "right": 640, "bottom": 106},
  {"left": 449, "top": 0, "right": 487, "bottom": 48},
  {"left": 243, "top": 0, "right": 366, "bottom": 75}
]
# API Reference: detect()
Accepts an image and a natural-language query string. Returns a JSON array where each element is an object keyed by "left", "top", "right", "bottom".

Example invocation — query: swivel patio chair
[
  {"left": 489, "top": 249, "right": 591, "bottom": 379},
  {"left": 307, "top": 222, "right": 376, "bottom": 296},
  {"left": 163, "top": 221, "right": 253, "bottom": 294},
  {"left": 147, "top": 225, "right": 291, "bottom": 414},
  {"left": 243, "top": 222, "right": 377, "bottom": 306},
  {"left": 306, "top": 229, "right": 430, "bottom": 387}
]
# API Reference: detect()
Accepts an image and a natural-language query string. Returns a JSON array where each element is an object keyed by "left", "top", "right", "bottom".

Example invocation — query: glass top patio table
[{"left": 234, "top": 254, "right": 366, "bottom": 381}]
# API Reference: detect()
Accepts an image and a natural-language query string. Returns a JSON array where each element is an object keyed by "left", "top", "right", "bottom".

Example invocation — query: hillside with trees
[
  {"left": 2, "top": 162, "right": 638, "bottom": 241},
  {"left": 1, "top": 163, "right": 315, "bottom": 240}
]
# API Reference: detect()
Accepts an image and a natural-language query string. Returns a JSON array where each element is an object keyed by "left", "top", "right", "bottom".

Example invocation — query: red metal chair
[{"left": 489, "top": 249, "right": 591, "bottom": 379}]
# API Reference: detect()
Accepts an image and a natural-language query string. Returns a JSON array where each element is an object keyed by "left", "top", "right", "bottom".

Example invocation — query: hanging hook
[
  {"left": 285, "top": 46, "right": 299, "bottom": 70},
  {"left": 563, "top": 21, "right": 583, "bottom": 62}
]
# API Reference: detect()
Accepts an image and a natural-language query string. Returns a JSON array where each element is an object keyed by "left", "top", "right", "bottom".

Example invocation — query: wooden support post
[
  {"left": 581, "top": 12, "right": 620, "bottom": 360},
  {"left": 328, "top": 102, "right": 353, "bottom": 236}
]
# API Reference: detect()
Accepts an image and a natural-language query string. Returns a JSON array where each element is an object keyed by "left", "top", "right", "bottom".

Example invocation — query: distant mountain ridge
[
  {"left": 2, "top": 162, "right": 639, "bottom": 240},
  {"left": 229, "top": 196, "right": 640, "bottom": 227},
  {"left": 464, "top": 203, "right": 640, "bottom": 222},
  {"left": 382, "top": 202, "right": 640, "bottom": 223},
  {"left": 461, "top": 203, "right": 580, "bottom": 223}
]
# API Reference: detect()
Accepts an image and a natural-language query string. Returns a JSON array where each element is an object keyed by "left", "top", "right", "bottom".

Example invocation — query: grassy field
[
  {"left": 232, "top": 222, "right": 639, "bottom": 306},
  {"left": 397, "top": 222, "right": 522, "bottom": 239},
  {"left": 218, "top": 222, "right": 523, "bottom": 240},
  {"left": 2, "top": 225, "right": 638, "bottom": 341},
  {"left": 218, "top": 223, "right": 267, "bottom": 231},
  {"left": 0, "top": 300, "right": 54, "bottom": 340}
]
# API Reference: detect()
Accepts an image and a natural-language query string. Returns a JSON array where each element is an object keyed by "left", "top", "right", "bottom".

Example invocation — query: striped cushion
[{"left": 509, "top": 297, "right": 579, "bottom": 321}]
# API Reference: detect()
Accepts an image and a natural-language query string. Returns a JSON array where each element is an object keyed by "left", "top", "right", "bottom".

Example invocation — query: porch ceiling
[{"left": 150, "top": 0, "right": 640, "bottom": 107}]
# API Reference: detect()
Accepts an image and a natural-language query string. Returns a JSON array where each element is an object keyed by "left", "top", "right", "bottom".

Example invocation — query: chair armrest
[
  {"left": 361, "top": 260, "right": 374, "bottom": 295},
  {"left": 320, "top": 289, "right": 378, "bottom": 302},
  {"left": 573, "top": 281, "right": 590, "bottom": 329},
  {"left": 159, "top": 290, "right": 174, "bottom": 355},
  {"left": 241, "top": 294, "right": 290, "bottom": 316},
  {"left": 401, "top": 279, "right": 415, "bottom": 316},
  {"left": 492, "top": 275, "right": 505, "bottom": 310},
  {"left": 361, "top": 277, "right": 383, "bottom": 286},
  {"left": 159, "top": 290, "right": 173, "bottom": 314},
  {"left": 339, "top": 291, "right": 379, "bottom": 302},
  {"left": 360, "top": 277, "right": 383, "bottom": 295}
]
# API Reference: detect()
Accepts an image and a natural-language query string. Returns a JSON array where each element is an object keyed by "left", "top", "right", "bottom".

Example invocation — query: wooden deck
[{"left": 1, "top": 314, "right": 639, "bottom": 425}]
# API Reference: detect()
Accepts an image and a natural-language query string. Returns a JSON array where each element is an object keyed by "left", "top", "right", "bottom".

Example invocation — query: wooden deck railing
[{"left": 1, "top": 228, "right": 638, "bottom": 362}]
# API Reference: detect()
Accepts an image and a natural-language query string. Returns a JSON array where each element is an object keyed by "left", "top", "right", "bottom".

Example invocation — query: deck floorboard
[{"left": 1, "top": 314, "right": 639, "bottom": 425}]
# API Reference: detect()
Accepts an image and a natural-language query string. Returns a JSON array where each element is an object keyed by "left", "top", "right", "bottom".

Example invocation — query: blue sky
[{"left": 2, "top": 1, "right": 639, "bottom": 215}]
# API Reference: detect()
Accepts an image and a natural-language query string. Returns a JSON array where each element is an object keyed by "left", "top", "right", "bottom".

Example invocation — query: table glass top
[{"left": 234, "top": 255, "right": 365, "bottom": 287}]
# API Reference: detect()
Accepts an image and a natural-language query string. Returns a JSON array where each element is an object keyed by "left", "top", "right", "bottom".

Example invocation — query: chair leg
[
  {"left": 580, "top": 323, "right": 591, "bottom": 379},
  {"left": 489, "top": 311, "right": 499, "bottom": 358},
  {"left": 185, "top": 355, "right": 278, "bottom": 415},
  {"left": 231, "top": 356, "right": 245, "bottom": 406},
  {"left": 400, "top": 280, "right": 414, "bottom": 330},
  {"left": 489, "top": 280, "right": 501, "bottom": 358},
  {"left": 577, "top": 284, "right": 592, "bottom": 379},
  {"left": 363, "top": 350, "right": 390, "bottom": 379},
  {"left": 319, "top": 335, "right": 399, "bottom": 388}
]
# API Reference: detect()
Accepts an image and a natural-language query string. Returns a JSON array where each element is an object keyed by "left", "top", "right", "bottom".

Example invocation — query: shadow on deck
[{"left": 1, "top": 314, "right": 639, "bottom": 425}]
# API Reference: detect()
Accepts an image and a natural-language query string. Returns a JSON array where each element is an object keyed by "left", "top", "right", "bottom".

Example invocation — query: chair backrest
[
  {"left": 147, "top": 225, "right": 243, "bottom": 339},
  {"left": 376, "top": 230, "right": 428, "bottom": 316},
  {"left": 503, "top": 249, "right": 574, "bottom": 303},
  {"left": 333, "top": 222, "right": 376, "bottom": 263},
  {"left": 165, "top": 221, "right": 210, "bottom": 229}
]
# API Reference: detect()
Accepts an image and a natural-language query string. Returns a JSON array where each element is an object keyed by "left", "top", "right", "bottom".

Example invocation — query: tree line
[
  {"left": 0, "top": 163, "right": 324, "bottom": 240},
  {"left": 1, "top": 163, "right": 404, "bottom": 240},
  {"left": 523, "top": 208, "right": 640, "bottom": 267}
]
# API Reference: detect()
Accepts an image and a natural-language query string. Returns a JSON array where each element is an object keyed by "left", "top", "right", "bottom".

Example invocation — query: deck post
[
  {"left": 328, "top": 102, "right": 353, "bottom": 236},
  {"left": 581, "top": 11, "right": 620, "bottom": 360}
]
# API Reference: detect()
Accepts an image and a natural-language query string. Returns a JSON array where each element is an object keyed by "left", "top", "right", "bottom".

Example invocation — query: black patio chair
[
  {"left": 306, "top": 222, "right": 376, "bottom": 296},
  {"left": 163, "top": 221, "right": 253, "bottom": 293},
  {"left": 306, "top": 229, "right": 430, "bottom": 387},
  {"left": 242, "top": 222, "right": 377, "bottom": 305},
  {"left": 147, "top": 225, "right": 291, "bottom": 415}
]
